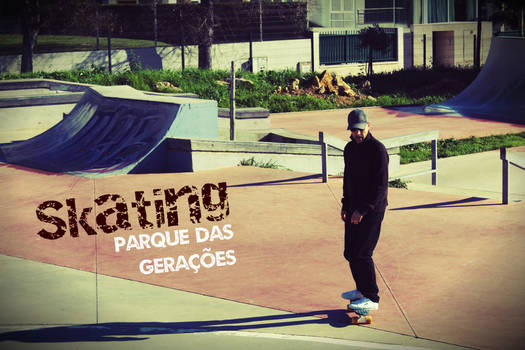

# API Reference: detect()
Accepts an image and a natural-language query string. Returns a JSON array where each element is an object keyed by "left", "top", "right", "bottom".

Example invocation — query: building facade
[{"left": 309, "top": 0, "right": 492, "bottom": 69}]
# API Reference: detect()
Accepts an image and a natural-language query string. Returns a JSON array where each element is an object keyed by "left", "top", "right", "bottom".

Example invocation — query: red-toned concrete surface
[
  {"left": 1, "top": 163, "right": 524, "bottom": 350},
  {"left": 270, "top": 106, "right": 525, "bottom": 140}
]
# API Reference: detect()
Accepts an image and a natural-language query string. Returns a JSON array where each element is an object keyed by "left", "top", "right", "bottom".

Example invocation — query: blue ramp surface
[
  {"left": 0, "top": 86, "right": 217, "bottom": 177},
  {"left": 426, "top": 36, "right": 525, "bottom": 124}
]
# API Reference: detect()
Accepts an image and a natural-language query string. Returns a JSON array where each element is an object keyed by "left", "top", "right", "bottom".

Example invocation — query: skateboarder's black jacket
[{"left": 342, "top": 133, "right": 389, "bottom": 215}]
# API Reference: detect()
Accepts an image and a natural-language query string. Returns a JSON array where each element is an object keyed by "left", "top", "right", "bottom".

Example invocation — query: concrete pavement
[
  {"left": 0, "top": 255, "right": 468, "bottom": 350},
  {"left": 1, "top": 87, "right": 525, "bottom": 349},
  {"left": 1, "top": 163, "right": 524, "bottom": 350}
]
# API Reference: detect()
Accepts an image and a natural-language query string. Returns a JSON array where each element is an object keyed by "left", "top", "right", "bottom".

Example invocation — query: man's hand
[
  {"left": 350, "top": 210, "right": 363, "bottom": 225},
  {"left": 341, "top": 209, "right": 347, "bottom": 222}
]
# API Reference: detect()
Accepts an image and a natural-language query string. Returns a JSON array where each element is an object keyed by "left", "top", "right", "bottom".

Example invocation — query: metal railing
[
  {"left": 318, "top": 130, "right": 439, "bottom": 185},
  {"left": 319, "top": 28, "right": 398, "bottom": 65},
  {"left": 500, "top": 147, "right": 525, "bottom": 204}
]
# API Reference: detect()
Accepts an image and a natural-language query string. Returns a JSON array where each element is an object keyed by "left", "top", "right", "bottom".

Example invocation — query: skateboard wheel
[{"left": 351, "top": 315, "right": 372, "bottom": 324}]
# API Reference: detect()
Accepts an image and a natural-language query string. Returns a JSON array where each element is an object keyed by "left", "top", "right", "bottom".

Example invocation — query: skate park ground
[{"left": 1, "top": 87, "right": 525, "bottom": 350}]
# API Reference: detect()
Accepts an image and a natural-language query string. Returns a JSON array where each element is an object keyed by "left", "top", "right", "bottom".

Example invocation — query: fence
[{"left": 319, "top": 29, "right": 398, "bottom": 65}]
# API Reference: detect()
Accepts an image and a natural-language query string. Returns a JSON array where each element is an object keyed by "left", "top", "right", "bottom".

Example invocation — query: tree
[
  {"left": 198, "top": 0, "right": 214, "bottom": 69},
  {"left": 358, "top": 24, "right": 388, "bottom": 78},
  {"left": 20, "top": 0, "right": 41, "bottom": 73},
  {"left": 18, "top": 0, "right": 103, "bottom": 74}
]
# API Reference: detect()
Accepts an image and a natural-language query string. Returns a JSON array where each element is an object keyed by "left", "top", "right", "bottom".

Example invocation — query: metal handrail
[
  {"left": 319, "top": 130, "right": 439, "bottom": 185},
  {"left": 500, "top": 147, "right": 525, "bottom": 204}
]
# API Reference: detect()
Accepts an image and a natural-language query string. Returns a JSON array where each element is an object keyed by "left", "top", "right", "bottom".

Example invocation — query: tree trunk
[
  {"left": 198, "top": 0, "right": 213, "bottom": 69},
  {"left": 367, "top": 46, "right": 373, "bottom": 77},
  {"left": 21, "top": 0, "right": 41, "bottom": 74}
]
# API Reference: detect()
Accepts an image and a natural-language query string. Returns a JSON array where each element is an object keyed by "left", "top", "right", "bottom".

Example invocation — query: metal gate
[{"left": 319, "top": 29, "right": 398, "bottom": 65}]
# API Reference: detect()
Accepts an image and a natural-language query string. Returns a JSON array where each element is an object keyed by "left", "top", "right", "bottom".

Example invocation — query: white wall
[
  {"left": 0, "top": 46, "right": 199, "bottom": 74},
  {"left": 1, "top": 34, "right": 412, "bottom": 76},
  {"left": 210, "top": 38, "right": 311, "bottom": 72},
  {"left": 412, "top": 22, "right": 492, "bottom": 67},
  {"left": 0, "top": 39, "right": 313, "bottom": 74}
]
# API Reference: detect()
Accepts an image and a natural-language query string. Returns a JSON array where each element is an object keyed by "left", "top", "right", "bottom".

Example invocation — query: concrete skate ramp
[
  {"left": 0, "top": 85, "right": 217, "bottom": 177},
  {"left": 426, "top": 36, "right": 525, "bottom": 124}
]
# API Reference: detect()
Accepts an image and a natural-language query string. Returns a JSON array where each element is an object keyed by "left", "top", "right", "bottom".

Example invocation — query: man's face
[{"left": 350, "top": 123, "right": 370, "bottom": 144}]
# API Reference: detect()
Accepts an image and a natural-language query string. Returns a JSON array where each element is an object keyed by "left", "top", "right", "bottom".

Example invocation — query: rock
[
  {"left": 291, "top": 78, "right": 300, "bottom": 91},
  {"left": 155, "top": 81, "right": 181, "bottom": 92},
  {"left": 216, "top": 77, "right": 254, "bottom": 87},
  {"left": 339, "top": 85, "right": 356, "bottom": 97},
  {"left": 312, "top": 76, "right": 321, "bottom": 89},
  {"left": 319, "top": 70, "right": 337, "bottom": 94},
  {"left": 361, "top": 80, "right": 372, "bottom": 93},
  {"left": 236, "top": 77, "right": 255, "bottom": 86},
  {"left": 334, "top": 75, "right": 356, "bottom": 97}
]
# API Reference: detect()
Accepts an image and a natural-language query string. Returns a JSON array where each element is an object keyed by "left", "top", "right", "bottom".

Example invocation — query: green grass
[
  {"left": 1, "top": 33, "right": 477, "bottom": 113},
  {"left": 400, "top": 133, "right": 525, "bottom": 164},
  {"left": 0, "top": 34, "right": 169, "bottom": 55},
  {"left": 239, "top": 157, "right": 286, "bottom": 169},
  {"left": 0, "top": 67, "right": 454, "bottom": 113},
  {"left": 388, "top": 179, "right": 408, "bottom": 189}
]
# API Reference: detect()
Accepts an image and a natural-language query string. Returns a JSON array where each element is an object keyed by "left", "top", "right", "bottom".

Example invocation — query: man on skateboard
[{"left": 340, "top": 109, "right": 389, "bottom": 314}]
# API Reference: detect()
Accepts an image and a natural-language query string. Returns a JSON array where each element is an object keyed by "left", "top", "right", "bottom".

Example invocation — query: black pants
[{"left": 343, "top": 210, "right": 385, "bottom": 303}]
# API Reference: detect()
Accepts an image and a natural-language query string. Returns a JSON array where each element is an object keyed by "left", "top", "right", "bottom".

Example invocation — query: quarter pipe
[
  {"left": 426, "top": 36, "right": 525, "bottom": 124},
  {"left": 0, "top": 85, "right": 218, "bottom": 177}
]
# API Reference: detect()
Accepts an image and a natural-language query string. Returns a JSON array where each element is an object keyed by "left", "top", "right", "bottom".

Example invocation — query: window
[
  {"left": 330, "top": 0, "right": 354, "bottom": 27},
  {"left": 363, "top": 0, "right": 409, "bottom": 24},
  {"left": 427, "top": 0, "right": 477, "bottom": 23}
]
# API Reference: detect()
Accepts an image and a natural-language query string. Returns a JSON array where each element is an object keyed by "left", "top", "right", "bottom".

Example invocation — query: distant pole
[
  {"left": 180, "top": 30, "right": 185, "bottom": 71},
  {"left": 259, "top": 0, "right": 263, "bottom": 41},
  {"left": 475, "top": 0, "right": 481, "bottom": 70},
  {"left": 319, "top": 131, "right": 327, "bottom": 183},
  {"left": 230, "top": 61, "right": 236, "bottom": 141},
  {"left": 423, "top": 34, "right": 426, "bottom": 68},
  {"left": 153, "top": 0, "right": 158, "bottom": 48},
  {"left": 107, "top": 28, "right": 112, "bottom": 74},
  {"left": 95, "top": 6, "right": 100, "bottom": 50},
  {"left": 310, "top": 31, "right": 314, "bottom": 73},
  {"left": 431, "top": 139, "right": 437, "bottom": 186},
  {"left": 473, "top": 34, "right": 477, "bottom": 66},
  {"left": 501, "top": 147, "right": 509, "bottom": 205},
  {"left": 393, "top": 0, "right": 396, "bottom": 24},
  {"left": 249, "top": 32, "right": 253, "bottom": 73}
]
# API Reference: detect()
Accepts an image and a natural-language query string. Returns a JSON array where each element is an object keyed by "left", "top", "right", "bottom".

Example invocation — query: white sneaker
[
  {"left": 348, "top": 297, "right": 379, "bottom": 311},
  {"left": 341, "top": 289, "right": 363, "bottom": 301}
]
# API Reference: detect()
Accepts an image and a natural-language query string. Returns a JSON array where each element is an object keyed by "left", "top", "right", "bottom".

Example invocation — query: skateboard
[
  {"left": 346, "top": 305, "right": 373, "bottom": 324},
  {"left": 342, "top": 294, "right": 373, "bottom": 324}
]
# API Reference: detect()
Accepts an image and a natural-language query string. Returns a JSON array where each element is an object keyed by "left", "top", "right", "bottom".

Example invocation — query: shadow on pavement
[
  {"left": 229, "top": 174, "right": 323, "bottom": 188},
  {"left": 389, "top": 196, "right": 501, "bottom": 210},
  {"left": 0, "top": 310, "right": 355, "bottom": 343}
]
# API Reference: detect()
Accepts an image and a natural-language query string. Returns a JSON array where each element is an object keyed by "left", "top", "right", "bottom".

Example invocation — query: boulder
[
  {"left": 291, "top": 78, "right": 300, "bottom": 91},
  {"left": 319, "top": 70, "right": 338, "bottom": 94},
  {"left": 334, "top": 75, "right": 356, "bottom": 97},
  {"left": 360, "top": 80, "right": 372, "bottom": 93},
  {"left": 155, "top": 81, "right": 181, "bottom": 92}
]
